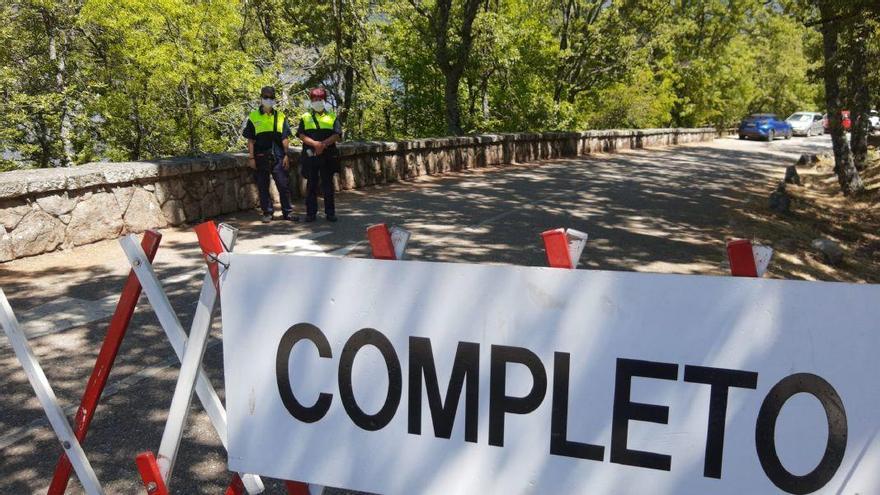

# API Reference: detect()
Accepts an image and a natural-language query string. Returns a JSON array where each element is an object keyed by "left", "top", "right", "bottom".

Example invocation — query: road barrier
[
  {"left": 726, "top": 239, "right": 773, "bottom": 278},
  {"left": 6, "top": 222, "right": 880, "bottom": 495},
  {"left": 48, "top": 230, "right": 162, "bottom": 494},
  {"left": 220, "top": 239, "right": 878, "bottom": 495}
]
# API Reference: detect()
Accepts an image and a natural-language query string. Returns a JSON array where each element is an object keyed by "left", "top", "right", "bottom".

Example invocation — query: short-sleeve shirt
[
  {"left": 242, "top": 109, "right": 292, "bottom": 159},
  {"left": 297, "top": 111, "right": 342, "bottom": 154}
]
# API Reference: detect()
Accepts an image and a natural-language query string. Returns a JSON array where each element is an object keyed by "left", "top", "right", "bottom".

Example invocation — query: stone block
[
  {"left": 811, "top": 238, "right": 844, "bottom": 266},
  {"left": 36, "top": 193, "right": 77, "bottom": 217},
  {"left": 0, "top": 173, "right": 28, "bottom": 199},
  {"left": 124, "top": 188, "right": 168, "bottom": 232},
  {"left": 65, "top": 192, "right": 123, "bottom": 247},
  {"left": 0, "top": 230, "right": 13, "bottom": 262},
  {"left": 65, "top": 166, "right": 106, "bottom": 190},
  {"left": 26, "top": 169, "right": 68, "bottom": 194},
  {"left": 161, "top": 199, "right": 187, "bottom": 226},
  {"left": 11, "top": 210, "right": 64, "bottom": 258},
  {"left": 154, "top": 180, "right": 186, "bottom": 204},
  {"left": 0, "top": 202, "right": 33, "bottom": 231},
  {"left": 238, "top": 183, "right": 259, "bottom": 210},
  {"left": 112, "top": 186, "right": 136, "bottom": 211},
  {"left": 183, "top": 198, "right": 202, "bottom": 222}
]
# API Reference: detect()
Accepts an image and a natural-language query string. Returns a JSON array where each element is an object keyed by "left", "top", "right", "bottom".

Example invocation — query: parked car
[
  {"left": 823, "top": 111, "right": 851, "bottom": 132},
  {"left": 738, "top": 114, "right": 792, "bottom": 141},
  {"left": 870, "top": 110, "right": 880, "bottom": 132},
  {"left": 786, "top": 112, "right": 824, "bottom": 137}
]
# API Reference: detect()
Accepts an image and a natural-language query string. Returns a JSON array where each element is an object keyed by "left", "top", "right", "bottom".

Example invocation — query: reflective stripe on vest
[
  {"left": 248, "top": 109, "right": 286, "bottom": 135},
  {"left": 301, "top": 111, "right": 336, "bottom": 130}
]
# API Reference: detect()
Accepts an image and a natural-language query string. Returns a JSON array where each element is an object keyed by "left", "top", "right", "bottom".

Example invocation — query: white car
[
  {"left": 786, "top": 112, "right": 824, "bottom": 137},
  {"left": 870, "top": 110, "right": 880, "bottom": 132}
]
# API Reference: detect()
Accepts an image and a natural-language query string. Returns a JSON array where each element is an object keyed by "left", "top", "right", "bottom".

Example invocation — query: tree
[
  {"left": 816, "top": 0, "right": 863, "bottom": 195},
  {"left": 0, "top": 0, "right": 835, "bottom": 166},
  {"left": 402, "top": 0, "right": 483, "bottom": 135}
]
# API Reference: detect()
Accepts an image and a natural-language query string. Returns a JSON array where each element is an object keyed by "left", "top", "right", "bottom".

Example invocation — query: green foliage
[{"left": 2, "top": 0, "right": 863, "bottom": 168}]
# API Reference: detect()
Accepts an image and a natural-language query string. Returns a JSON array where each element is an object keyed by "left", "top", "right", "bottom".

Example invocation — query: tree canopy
[{"left": 1, "top": 0, "right": 875, "bottom": 170}]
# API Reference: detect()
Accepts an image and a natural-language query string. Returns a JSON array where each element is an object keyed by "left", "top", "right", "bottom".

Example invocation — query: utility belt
[
  {"left": 300, "top": 147, "right": 341, "bottom": 175},
  {"left": 303, "top": 145, "right": 339, "bottom": 159},
  {"left": 253, "top": 151, "right": 277, "bottom": 171}
]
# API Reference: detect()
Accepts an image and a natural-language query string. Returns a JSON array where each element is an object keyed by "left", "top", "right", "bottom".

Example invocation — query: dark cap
[{"left": 260, "top": 86, "right": 276, "bottom": 98}]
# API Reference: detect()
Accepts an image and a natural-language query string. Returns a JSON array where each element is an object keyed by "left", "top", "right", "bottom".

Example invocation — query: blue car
[{"left": 738, "top": 114, "right": 792, "bottom": 141}]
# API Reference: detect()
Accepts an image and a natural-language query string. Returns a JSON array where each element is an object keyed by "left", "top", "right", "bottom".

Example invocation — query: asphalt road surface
[{"left": 0, "top": 135, "right": 833, "bottom": 494}]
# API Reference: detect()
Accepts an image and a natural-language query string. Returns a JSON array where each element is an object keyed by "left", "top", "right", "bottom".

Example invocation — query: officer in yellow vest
[
  {"left": 297, "top": 87, "right": 342, "bottom": 222},
  {"left": 242, "top": 86, "right": 298, "bottom": 223}
]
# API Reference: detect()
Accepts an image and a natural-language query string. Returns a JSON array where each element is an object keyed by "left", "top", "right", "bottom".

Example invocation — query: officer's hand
[
  {"left": 313, "top": 141, "right": 325, "bottom": 156},
  {"left": 282, "top": 155, "right": 290, "bottom": 170},
  {"left": 247, "top": 157, "right": 256, "bottom": 169}
]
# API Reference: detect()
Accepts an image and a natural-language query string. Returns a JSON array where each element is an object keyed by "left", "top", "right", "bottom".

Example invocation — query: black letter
[
  {"left": 338, "top": 328, "right": 402, "bottom": 431},
  {"left": 489, "top": 345, "right": 547, "bottom": 447},
  {"left": 684, "top": 365, "right": 758, "bottom": 479},
  {"left": 408, "top": 337, "right": 480, "bottom": 442},
  {"left": 275, "top": 323, "right": 333, "bottom": 423},
  {"left": 611, "top": 358, "right": 679, "bottom": 471},
  {"left": 550, "top": 352, "right": 604, "bottom": 461},
  {"left": 755, "top": 373, "right": 847, "bottom": 494}
]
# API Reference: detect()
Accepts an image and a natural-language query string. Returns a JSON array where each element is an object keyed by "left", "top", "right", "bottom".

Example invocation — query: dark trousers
[
  {"left": 253, "top": 159, "right": 293, "bottom": 216},
  {"left": 302, "top": 155, "right": 336, "bottom": 217}
]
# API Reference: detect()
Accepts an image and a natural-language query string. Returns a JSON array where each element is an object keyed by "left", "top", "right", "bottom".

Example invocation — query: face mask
[
  {"left": 310, "top": 100, "right": 325, "bottom": 112},
  {"left": 261, "top": 98, "right": 275, "bottom": 109}
]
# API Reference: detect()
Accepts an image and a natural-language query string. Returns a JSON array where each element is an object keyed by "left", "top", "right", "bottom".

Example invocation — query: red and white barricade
[
  {"left": 541, "top": 228, "right": 588, "bottom": 269},
  {"left": 367, "top": 223, "right": 411, "bottom": 260},
  {"left": 726, "top": 239, "right": 773, "bottom": 278},
  {"left": 123, "top": 221, "right": 318, "bottom": 495},
  {"left": 48, "top": 230, "right": 163, "bottom": 494},
  {"left": 3, "top": 219, "right": 779, "bottom": 494},
  {"left": 2, "top": 231, "right": 165, "bottom": 495},
  {"left": 0, "top": 290, "right": 105, "bottom": 494}
]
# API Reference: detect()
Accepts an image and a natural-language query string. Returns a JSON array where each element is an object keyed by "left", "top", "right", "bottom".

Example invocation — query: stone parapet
[{"left": 0, "top": 128, "right": 717, "bottom": 261}]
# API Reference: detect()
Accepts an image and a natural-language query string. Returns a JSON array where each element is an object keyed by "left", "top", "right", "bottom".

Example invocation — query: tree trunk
[
  {"left": 130, "top": 94, "right": 143, "bottom": 161},
  {"left": 848, "top": 19, "right": 870, "bottom": 171},
  {"left": 47, "top": 22, "right": 75, "bottom": 167},
  {"left": 333, "top": 0, "right": 354, "bottom": 133},
  {"left": 819, "top": 2, "right": 863, "bottom": 196},
  {"left": 443, "top": 70, "right": 463, "bottom": 135},
  {"left": 480, "top": 74, "right": 490, "bottom": 120},
  {"left": 182, "top": 79, "right": 197, "bottom": 155},
  {"left": 341, "top": 64, "right": 354, "bottom": 135}
]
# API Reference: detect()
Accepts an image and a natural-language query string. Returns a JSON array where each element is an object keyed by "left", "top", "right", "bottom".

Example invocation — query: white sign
[{"left": 221, "top": 255, "right": 880, "bottom": 495}]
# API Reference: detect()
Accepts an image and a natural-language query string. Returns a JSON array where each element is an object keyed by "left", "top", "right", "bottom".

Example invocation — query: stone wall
[{"left": 0, "top": 128, "right": 717, "bottom": 262}]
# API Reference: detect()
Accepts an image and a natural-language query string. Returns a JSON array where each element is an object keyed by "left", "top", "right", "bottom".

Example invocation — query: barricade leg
[
  {"left": 727, "top": 239, "right": 773, "bottom": 278},
  {"left": 285, "top": 481, "right": 312, "bottom": 495},
  {"left": 0, "top": 290, "right": 104, "bottom": 495},
  {"left": 226, "top": 474, "right": 246, "bottom": 495},
  {"left": 48, "top": 230, "right": 162, "bottom": 495},
  {"left": 541, "top": 228, "right": 588, "bottom": 269},
  {"left": 118, "top": 233, "right": 263, "bottom": 493},
  {"left": 148, "top": 223, "right": 236, "bottom": 486},
  {"left": 367, "top": 223, "right": 410, "bottom": 260},
  {"left": 367, "top": 224, "right": 396, "bottom": 260}
]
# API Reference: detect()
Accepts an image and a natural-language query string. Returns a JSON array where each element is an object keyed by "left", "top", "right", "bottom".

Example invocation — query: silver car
[{"left": 786, "top": 112, "right": 824, "bottom": 137}]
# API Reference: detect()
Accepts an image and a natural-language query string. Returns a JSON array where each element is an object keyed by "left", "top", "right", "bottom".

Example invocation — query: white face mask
[
  {"left": 310, "top": 100, "right": 326, "bottom": 112},
  {"left": 261, "top": 98, "right": 275, "bottom": 109}
]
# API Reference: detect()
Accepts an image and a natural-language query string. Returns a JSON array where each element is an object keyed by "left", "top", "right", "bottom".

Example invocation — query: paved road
[{"left": 0, "top": 135, "right": 833, "bottom": 494}]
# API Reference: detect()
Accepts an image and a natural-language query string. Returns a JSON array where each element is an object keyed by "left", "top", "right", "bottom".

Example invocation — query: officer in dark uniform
[
  {"left": 297, "top": 87, "right": 342, "bottom": 222},
  {"left": 242, "top": 86, "right": 298, "bottom": 223}
]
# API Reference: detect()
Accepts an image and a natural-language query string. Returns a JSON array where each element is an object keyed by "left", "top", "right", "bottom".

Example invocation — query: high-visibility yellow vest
[
  {"left": 300, "top": 111, "right": 336, "bottom": 130},
  {"left": 248, "top": 109, "right": 286, "bottom": 134}
]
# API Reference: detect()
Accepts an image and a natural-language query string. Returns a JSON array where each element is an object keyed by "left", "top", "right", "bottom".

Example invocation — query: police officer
[
  {"left": 297, "top": 87, "right": 342, "bottom": 222},
  {"left": 242, "top": 86, "right": 298, "bottom": 223}
]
